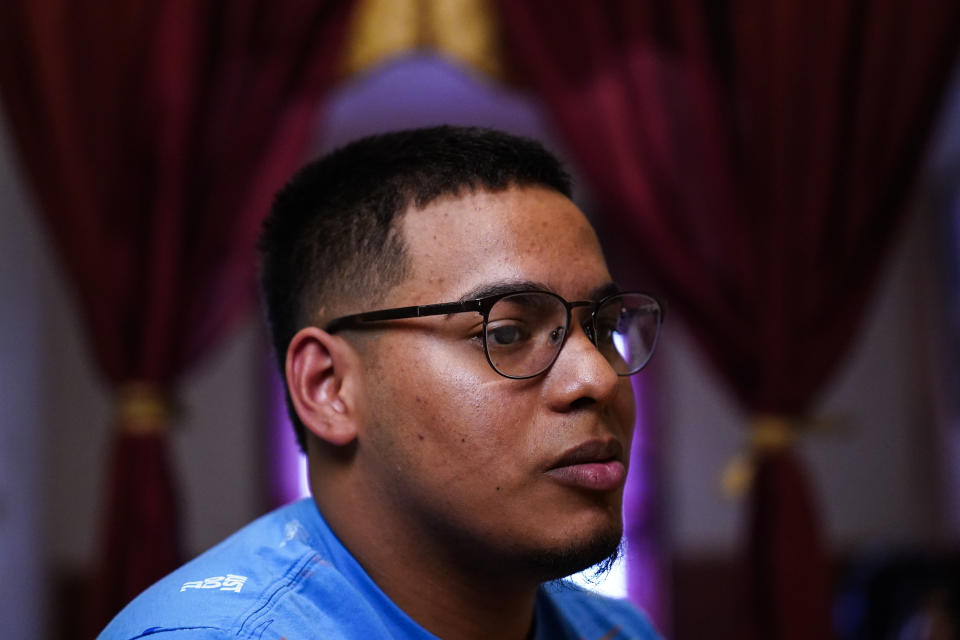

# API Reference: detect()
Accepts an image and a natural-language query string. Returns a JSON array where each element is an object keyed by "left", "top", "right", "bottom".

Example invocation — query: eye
[
  {"left": 596, "top": 320, "right": 615, "bottom": 341},
  {"left": 548, "top": 325, "right": 566, "bottom": 345},
  {"left": 486, "top": 323, "right": 530, "bottom": 347}
]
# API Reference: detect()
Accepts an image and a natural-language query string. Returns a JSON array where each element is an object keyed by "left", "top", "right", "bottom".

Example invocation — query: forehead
[{"left": 394, "top": 186, "right": 612, "bottom": 303}]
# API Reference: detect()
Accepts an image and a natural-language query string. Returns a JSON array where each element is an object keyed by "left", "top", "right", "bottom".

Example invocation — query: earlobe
[{"left": 285, "top": 327, "right": 358, "bottom": 447}]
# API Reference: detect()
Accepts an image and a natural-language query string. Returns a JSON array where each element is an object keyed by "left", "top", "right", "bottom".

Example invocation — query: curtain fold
[
  {"left": 0, "top": 0, "right": 356, "bottom": 630},
  {"left": 497, "top": 1, "right": 960, "bottom": 638}
]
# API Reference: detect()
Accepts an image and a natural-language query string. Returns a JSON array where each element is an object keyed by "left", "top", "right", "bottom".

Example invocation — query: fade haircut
[{"left": 258, "top": 125, "right": 572, "bottom": 450}]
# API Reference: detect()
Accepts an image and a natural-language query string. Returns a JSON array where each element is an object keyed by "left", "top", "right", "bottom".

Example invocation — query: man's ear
[{"left": 285, "top": 327, "right": 360, "bottom": 447}]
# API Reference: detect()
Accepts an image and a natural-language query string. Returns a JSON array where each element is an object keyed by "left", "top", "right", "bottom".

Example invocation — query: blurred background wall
[{"left": 1, "top": 3, "right": 959, "bottom": 639}]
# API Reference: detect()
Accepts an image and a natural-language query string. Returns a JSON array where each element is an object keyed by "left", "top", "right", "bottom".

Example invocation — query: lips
[{"left": 545, "top": 439, "right": 626, "bottom": 491}]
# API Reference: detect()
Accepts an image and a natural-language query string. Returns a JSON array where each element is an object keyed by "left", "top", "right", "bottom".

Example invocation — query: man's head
[
  {"left": 259, "top": 126, "right": 572, "bottom": 450},
  {"left": 258, "top": 126, "right": 659, "bottom": 586}
]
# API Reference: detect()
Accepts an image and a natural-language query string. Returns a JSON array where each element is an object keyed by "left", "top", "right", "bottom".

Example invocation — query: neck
[
  {"left": 363, "top": 554, "right": 540, "bottom": 640},
  {"left": 310, "top": 469, "right": 543, "bottom": 640}
]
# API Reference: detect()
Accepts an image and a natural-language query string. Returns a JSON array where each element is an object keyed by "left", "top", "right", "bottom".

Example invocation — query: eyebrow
[
  {"left": 589, "top": 281, "right": 622, "bottom": 301},
  {"left": 457, "top": 280, "right": 555, "bottom": 302},
  {"left": 457, "top": 279, "right": 622, "bottom": 303}
]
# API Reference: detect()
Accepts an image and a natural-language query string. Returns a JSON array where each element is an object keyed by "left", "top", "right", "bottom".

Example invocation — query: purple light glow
[
  {"left": 624, "top": 375, "right": 667, "bottom": 630},
  {"left": 264, "top": 354, "right": 308, "bottom": 508}
]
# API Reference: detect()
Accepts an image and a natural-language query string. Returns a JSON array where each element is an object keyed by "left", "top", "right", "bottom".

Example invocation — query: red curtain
[
  {"left": 498, "top": 1, "right": 960, "bottom": 638},
  {"left": 0, "top": 0, "right": 355, "bottom": 629}
]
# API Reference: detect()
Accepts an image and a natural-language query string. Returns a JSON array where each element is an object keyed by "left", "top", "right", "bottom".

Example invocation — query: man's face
[{"left": 354, "top": 186, "right": 636, "bottom": 580}]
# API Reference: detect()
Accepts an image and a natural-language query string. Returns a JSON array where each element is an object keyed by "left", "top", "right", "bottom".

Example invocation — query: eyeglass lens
[{"left": 484, "top": 292, "right": 660, "bottom": 378}]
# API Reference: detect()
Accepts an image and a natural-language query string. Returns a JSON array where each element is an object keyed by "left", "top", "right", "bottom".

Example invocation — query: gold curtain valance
[{"left": 342, "top": 0, "right": 505, "bottom": 82}]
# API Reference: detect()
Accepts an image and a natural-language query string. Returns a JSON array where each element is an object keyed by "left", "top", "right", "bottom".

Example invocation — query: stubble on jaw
[{"left": 522, "top": 523, "right": 625, "bottom": 584}]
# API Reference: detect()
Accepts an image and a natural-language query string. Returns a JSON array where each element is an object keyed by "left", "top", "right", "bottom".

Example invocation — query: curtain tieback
[
  {"left": 722, "top": 414, "right": 797, "bottom": 498},
  {"left": 115, "top": 381, "right": 172, "bottom": 435},
  {"left": 721, "top": 413, "right": 847, "bottom": 497}
]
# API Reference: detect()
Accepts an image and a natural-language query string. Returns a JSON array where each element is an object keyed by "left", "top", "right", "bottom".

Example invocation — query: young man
[{"left": 101, "top": 126, "right": 664, "bottom": 639}]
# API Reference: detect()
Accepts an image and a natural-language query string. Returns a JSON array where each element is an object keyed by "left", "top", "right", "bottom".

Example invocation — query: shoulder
[
  {"left": 98, "top": 500, "right": 396, "bottom": 640},
  {"left": 540, "top": 582, "right": 662, "bottom": 640}
]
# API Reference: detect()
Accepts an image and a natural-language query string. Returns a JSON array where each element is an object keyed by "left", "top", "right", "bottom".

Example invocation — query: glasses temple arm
[{"left": 324, "top": 299, "right": 484, "bottom": 333}]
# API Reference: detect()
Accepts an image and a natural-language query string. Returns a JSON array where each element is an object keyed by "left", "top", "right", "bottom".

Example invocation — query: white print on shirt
[
  {"left": 180, "top": 574, "right": 248, "bottom": 593},
  {"left": 279, "top": 519, "right": 309, "bottom": 548}
]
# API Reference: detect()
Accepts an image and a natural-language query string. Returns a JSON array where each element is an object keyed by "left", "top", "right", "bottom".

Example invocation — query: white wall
[
  {"left": 660, "top": 207, "right": 951, "bottom": 554},
  {"left": 0, "top": 107, "right": 48, "bottom": 640},
  {"left": 0, "top": 107, "right": 265, "bottom": 638},
  {"left": 37, "top": 257, "right": 265, "bottom": 572},
  {"left": 660, "top": 57, "right": 960, "bottom": 555}
]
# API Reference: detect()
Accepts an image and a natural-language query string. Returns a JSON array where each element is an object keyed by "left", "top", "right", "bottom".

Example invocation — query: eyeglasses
[{"left": 324, "top": 290, "right": 664, "bottom": 379}]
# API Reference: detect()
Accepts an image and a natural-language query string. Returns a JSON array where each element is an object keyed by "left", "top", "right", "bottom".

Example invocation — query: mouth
[{"left": 545, "top": 438, "right": 626, "bottom": 492}]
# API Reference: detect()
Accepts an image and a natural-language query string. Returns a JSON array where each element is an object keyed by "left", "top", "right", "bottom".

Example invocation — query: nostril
[{"left": 569, "top": 396, "right": 596, "bottom": 411}]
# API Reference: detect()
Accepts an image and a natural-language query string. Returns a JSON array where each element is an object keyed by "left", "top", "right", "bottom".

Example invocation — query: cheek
[
  {"left": 366, "top": 338, "right": 534, "bottom": 472},
  {"left": 415, "top": 373, "right": 531, "bottom": 473}
]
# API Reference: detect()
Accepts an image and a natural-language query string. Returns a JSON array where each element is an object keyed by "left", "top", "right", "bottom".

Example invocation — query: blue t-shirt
[{"left": 100, "top": 498, "right": 660, "bottom": 639}]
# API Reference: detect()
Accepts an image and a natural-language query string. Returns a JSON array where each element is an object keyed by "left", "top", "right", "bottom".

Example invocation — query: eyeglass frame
[{"left": 323, "top": 289, "right": 664, "bottom": 380}]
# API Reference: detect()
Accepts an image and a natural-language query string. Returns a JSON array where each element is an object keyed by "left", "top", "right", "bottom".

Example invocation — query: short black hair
[{"left": 258, "top": 125, "right": 572, "bottom": 450}]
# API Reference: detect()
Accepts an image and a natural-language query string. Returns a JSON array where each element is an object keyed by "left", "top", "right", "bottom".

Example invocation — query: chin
[{"left": 523, "top": 520, "right": 624, "bottom": 582}]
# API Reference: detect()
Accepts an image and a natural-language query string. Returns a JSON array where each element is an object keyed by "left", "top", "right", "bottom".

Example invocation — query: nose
[{"left": 543, "top": 319, "right": 622, "bottom": 411}]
